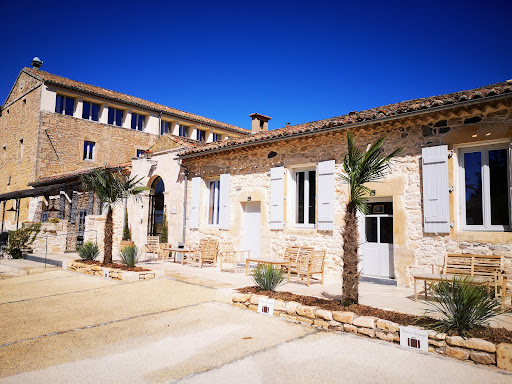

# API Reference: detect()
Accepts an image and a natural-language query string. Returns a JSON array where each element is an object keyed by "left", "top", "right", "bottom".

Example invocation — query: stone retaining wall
[
  {"left": 67, "top": 261, "right": 164, "bottom": 282},
  {"left": 221, "top": 291, "right": 512, "bottom": 372}
]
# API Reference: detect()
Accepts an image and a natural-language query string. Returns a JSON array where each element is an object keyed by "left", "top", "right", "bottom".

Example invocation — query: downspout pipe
[{"left": 178, "top": 159, "right": 189, "bottom": 248}]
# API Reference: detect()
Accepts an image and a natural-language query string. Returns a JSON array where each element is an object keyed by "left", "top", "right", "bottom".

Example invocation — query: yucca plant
[
  {"left": 423, "top": 276, "right": 504, "bottom": 337},
  {"left": 78, "top": 241, "right": 100, "bottom": 261},
  {"left": 119, "top": 244, "right": 140, "bottom": 267},
  {"left": 252, "top": 264, "right": 286, "bottom": 291}
]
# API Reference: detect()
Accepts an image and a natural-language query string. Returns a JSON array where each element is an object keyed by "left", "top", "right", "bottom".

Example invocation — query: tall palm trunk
[
  {"left": 342, "top": 201, "right": 360, "bottom": 306},
  {"left": 103, "top": 206, "right": 113, "bottom": 264}
]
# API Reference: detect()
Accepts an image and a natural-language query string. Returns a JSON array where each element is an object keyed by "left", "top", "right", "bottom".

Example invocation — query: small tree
[
  {"left": 160, "top": 211, "right": 168, "bottom": 244},
  {"left": 82, "top": 168, "right": 147, "bottom": 264},
  {"left": 122, "top": 207, "right": 131, "bottom": 241},
  {"left": 339, "top": 131, "right": 401, "bottom": 306},
  {"left": 6, "top": 223, "right": 41, "bottom": 259}
]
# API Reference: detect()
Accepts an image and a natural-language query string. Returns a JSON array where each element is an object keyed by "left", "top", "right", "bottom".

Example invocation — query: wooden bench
[{"left": 413, "top": 254, "right": 503, "bottom": 301}]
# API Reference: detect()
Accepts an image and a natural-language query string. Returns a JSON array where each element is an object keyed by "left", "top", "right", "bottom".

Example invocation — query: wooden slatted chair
[
  {"left": 280, "top": 246, "right": 300, "bottom": 268},
  {"left": 144, "top": 236, "right": 160, "bottom": 260},
  {"left": 156, "top": 243, "right": 170, "bottom": 261},
  {"left": 219, "top": 241, "right": 250, "bottom": 273},
  {"left": 288, "top": 248, "right": 326, "bottom": 286},
  {"left": 188, "top": 238, "right": 219, "bottom": 268}
]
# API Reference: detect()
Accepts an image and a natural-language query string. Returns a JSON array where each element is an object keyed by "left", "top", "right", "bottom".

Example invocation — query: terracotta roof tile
[
  {"left": 179, "top": 81, "right": 512, "bottom": 157},
  {"left": 25, "top": 68, "right": 250, "bottom": 135}
]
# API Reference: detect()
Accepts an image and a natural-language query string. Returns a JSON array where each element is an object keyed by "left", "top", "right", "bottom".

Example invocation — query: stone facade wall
[
  {"left": 183, "top": 99, "right": 512, "bottom": 286},
  {"left": 0, "top": 71, "right": 43, "bottom": 226},
  {"left": 127, "top": 154, "right": 187, "bottom": 251},
  {"left": 36, "top": 111, "right": 158, "bottom": 178},
  {"left": 30, "top": 222, "right": 68, "bottom": 254}
]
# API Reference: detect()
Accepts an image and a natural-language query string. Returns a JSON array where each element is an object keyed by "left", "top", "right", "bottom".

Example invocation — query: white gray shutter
[
  {"left": 270, "top": 167, "right": 284, "bottom": 230},
  {"left": 190, "top": 177, "right": 201, "bottom": 229},
  {"left": 422, "top": 145, "right": 450, "bottom": 233},
  {"left": 317, "top": 160, "right": 335, "bottom": 231},
  {"left": 219, "top": 173, "right": 230, "bottom": 230}
]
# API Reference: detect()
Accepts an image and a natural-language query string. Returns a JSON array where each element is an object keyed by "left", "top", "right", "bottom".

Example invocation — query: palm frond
[{"left": 338, "top": 131, "right": 402, "bottom": 214}]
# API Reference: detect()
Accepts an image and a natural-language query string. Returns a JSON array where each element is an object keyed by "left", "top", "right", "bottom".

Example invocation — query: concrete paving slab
[
  {"left": 178, "top": 330, "right": 512, "bottom": 384},
  {"left": 0, "top": 270, "right": 510, "bottom": 383},
  {"left": 0, "top": 276, "right": 214, "bottom": 346},
  {"left": 0, "top": 302, "right": 312, "bottom": 383},
  {"left": 0, "top": 270, "right": 120, "bottom": 304}
]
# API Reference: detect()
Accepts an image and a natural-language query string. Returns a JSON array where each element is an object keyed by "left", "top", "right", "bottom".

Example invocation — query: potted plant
[{"left": 120, "top": 207, "right": 134, "bottom": 248}]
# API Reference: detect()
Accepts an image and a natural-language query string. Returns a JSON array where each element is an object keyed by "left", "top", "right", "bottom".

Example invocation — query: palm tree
[
  {"left": 339, "top": 131, "right": 401, "bottom": 306},
  {"left": 81, "top": 168, "right": 147, "bottom": 264}
]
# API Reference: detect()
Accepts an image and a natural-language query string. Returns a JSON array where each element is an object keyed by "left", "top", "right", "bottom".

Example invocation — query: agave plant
[
  {"left": 252, "top": 264, "right": 286, "bottom": 291},
  {"left": 78, "top": 241, "right": 100, "bottom": 261},
  {"left": 423, "top": 276, "right": 504, "bottom": 337},
  {"left": 119, "top": 244, "right": 140, "bottom": 268}
]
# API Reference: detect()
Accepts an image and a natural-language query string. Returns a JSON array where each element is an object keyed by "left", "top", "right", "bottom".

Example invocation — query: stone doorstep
[
  {"left": 67, "top": 261, "right": 164, "bottom": 282},
  {"left": 218, "top": 290, "right": 512, "bottom": 372}
]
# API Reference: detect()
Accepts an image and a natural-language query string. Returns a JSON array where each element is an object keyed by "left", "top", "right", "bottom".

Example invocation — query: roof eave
[
  {"left": 179, "top": 92, "right": 512, "bottom": 160},
  {"left": 42, "top": 78, "right": 250, "bottom": 135}
]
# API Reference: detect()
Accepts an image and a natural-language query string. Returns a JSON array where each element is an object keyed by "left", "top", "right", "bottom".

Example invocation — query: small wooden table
[
  {"left": 164, "top": 247, "right": 193, "bottom": 264},
  {"left": 245, "top": 258, "right": 290, "bottom": 276}
]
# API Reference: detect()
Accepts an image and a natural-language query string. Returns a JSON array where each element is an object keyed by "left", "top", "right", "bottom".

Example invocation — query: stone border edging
[
  {"left": 215, "top": 289, "right": 512, "bottom": 372},
  {"left": 67, "top": 261, "right": 164, "bottom": 282}
]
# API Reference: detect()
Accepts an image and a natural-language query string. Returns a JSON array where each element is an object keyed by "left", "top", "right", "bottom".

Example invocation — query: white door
[
  {"left": 361, "top": 203, "right": 394, "bottom": 278},
  {"left": 243, "top": 202, "right": 261, "bottom": 259}
]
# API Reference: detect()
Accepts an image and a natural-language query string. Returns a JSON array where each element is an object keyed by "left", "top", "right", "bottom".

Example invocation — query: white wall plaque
[
  {"left": 170, "top": 207, "right": 177, "bottom": 214},
  {"left": 399, "top": 326, "right": 428, "bottom": 352},
  {"left": 257, "top": 298, "right": 275, "bottom": 316}
]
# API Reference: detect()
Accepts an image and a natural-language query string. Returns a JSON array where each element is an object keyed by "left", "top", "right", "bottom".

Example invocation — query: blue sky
[{"left": 1, "top": 0, "right": 510, "bottom": 130}]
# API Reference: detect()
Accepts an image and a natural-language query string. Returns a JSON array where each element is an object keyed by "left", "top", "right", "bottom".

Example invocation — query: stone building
[
  {"left": 0, "top": 59, "right": 249, "bottom": 251},
  {"left": 178, "top": 81, "right": 512, "bottom": 287}
]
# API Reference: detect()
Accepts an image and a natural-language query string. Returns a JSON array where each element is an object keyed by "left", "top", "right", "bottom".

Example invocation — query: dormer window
[
  {"left": 131, "top": 113, "right": 145, "bottom": 131},
  {"left": 196, "top": 129, "right": 206, "bottom": 142},
  {"left": 55, "top": 95, "right": 75, "bottom": 116},
  {"left": 178, "top": 125, "right": 189, "bottom": 137},
  {"left": 161, "top": 121, "right": 171, "bottom": 135},
  {"left": 108, "top": 107, "right": 123, "bottom": 126},
  {"left": 212, "top": 133, "right": 222, "bottom": 142},
  {"left": 82, "top": 101, "right": 100, "bottom": 121}
]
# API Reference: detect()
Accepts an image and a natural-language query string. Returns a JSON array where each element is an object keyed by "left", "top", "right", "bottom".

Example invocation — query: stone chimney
[
  {"left": 31, "top": 57, "right": 43, "bottom": 69},
  {"left": 249, "top": 113, "right": 271, "bottom": 134}
]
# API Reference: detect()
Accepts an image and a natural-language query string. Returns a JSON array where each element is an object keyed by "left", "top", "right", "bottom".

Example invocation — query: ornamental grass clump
[
  {"left": 78, "top": 241, "right": 100, "bottom": 261},
  {"left": 423, "top": 276, "right": 504, "bottom": 338},
  {"left": 119, "top": 245, "right": 140, "bottom": 268},
  {"left": 251, "top": 264, "right": 286, "bottom": 292}
]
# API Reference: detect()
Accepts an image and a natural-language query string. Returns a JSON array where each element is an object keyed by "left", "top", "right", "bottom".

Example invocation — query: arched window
[{"left": 148, "top": 177, "right": 165, "bottom": 236}]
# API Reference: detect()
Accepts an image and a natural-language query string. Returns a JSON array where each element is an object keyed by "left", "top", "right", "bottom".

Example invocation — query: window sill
[{"left": 452, "top": 231, "right": 512, "bottom": 244}]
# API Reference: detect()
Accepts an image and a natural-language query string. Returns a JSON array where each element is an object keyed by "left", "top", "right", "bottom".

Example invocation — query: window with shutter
[
  {"left": 422, "top": 145, "right": 450, "bottom": 233},
  {"left": 190, "top": 177, "right": 201, "bottom": 229},
  {"left": 459, "top": 144, "right": 510, "bottom": 231},
  {"left": 270, "top": 167, "right": 284, "bottom": 230},
  {"left": 317, "top": 160, "right": 335, "bottom": 230}
]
